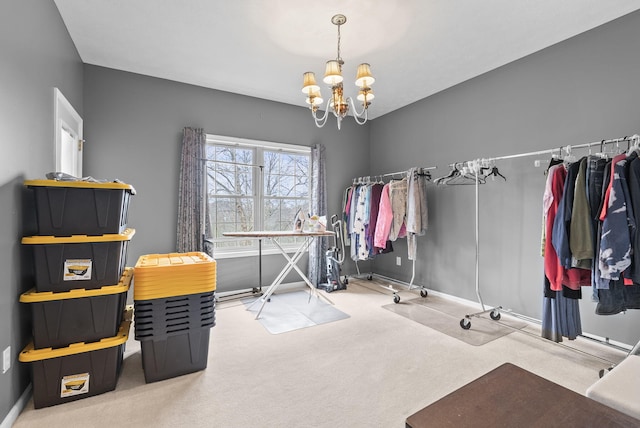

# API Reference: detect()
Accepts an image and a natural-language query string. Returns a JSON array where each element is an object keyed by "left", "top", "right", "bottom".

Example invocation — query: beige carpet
[
  {"left": 383, "top": 295, "right": 528, "bottom": 346},
  {"left": 12, "top": 279, "right": 628, "bottom": 428}
]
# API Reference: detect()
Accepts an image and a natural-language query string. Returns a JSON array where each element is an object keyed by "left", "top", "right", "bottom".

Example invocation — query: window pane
[
  {"left": 263, "top": 198, "right": 281, "bottom": 230},
  {"left": 210, "top": 197, "right": 254, "bottom": 237},
  {"left": 207, "top": 146, "right": 254, "bottom": 196},
  {"left": 207, "top": 137, "right": 311, "bottom": 255}
]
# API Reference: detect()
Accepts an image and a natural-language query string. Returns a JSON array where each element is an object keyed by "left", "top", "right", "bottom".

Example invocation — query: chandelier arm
[
  {"left": 311, "top": 101, "right": 331, "bottom": 128},
  {"left": 347, "top": 97, "right": 369, "bottom": 124}
]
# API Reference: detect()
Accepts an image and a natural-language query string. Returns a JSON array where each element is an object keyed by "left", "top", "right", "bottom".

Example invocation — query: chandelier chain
[{"left": 336, "top": 23, "right": 342, "bottom": 62}]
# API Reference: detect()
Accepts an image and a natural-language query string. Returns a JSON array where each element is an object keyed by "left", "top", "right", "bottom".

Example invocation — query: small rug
[
  {"left": 243, "top": 290, "right": 350, "bottom": 334},
  {"left": 383, "top": 295, "right": 527, "bottom": 346}
]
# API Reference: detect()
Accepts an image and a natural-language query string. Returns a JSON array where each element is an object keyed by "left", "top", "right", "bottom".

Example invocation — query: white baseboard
[
  {"left": 216, "top": 281, "right": 307, "bottom": 299},
  {"left": 1, "top": 384, "right": 31, "bottom": 428}
]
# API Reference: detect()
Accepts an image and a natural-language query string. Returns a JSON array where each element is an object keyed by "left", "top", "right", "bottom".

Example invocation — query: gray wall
[
  {"left": 370, "top": 10, "right": 640, "bottom": 345},
  {"left": 83, "top": 65, "right": 370, "bottom": 293},
  {"left": 0, "top": 0, "right": 83, "bottom": 423}
]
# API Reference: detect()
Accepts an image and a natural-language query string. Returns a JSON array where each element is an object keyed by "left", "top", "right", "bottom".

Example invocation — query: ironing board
[{"left": 223, "top": 230, "right": 334, "bottom": 319}]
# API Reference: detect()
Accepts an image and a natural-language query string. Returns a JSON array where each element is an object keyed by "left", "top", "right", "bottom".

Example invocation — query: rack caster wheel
[
  {"left": 367, "top": 274, "right": 373, "bottom": 280},
  {"left": 490, "top": 310, "right": 501, "bottom": 321},
  {"left": 344, "top": 278, "right": 349, "bottom": 285},
  {"left": 393, "top": 294, "right": 401, "bottom": 304},
  {"left": 420, "top": 289, "right": 428, "bottom": 298},
  {"left": 460, "top": 318, "right": 471, "bottom": 330}
]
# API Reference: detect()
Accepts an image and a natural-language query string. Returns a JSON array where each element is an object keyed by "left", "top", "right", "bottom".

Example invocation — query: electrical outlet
[
  {"left": 3, "top": 346, "right": 10, "bottom": 374},
  {"left": 396, "top": 257, "right": 401, "bottom": 266}
]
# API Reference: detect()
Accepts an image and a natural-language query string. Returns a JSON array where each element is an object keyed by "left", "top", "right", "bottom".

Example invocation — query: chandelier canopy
[{"left": 301, "top": 14, "right": 375, "bottom": 130}]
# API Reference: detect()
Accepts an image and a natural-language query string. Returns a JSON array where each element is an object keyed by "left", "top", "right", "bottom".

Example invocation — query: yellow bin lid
[
  {"left": 133, "top": 283, "right": 216, "bottom": 301},
  {"left": 24, "top": 179, "right": 136, "bottom": 194},
  {"left": 20, "top": 268, "right": 133, "bottom": 303},
  {"left": 21, "top": 228, "right": 135, "bottom": 245},
  {"left": 134, "top": 252, "right": 216, "bottom": 300},
  {"left": 19, "top": 307, "right": 132, "bottom": 362},
  {"left": 135, "top": 252, "right": 215, "bottom": 269}
]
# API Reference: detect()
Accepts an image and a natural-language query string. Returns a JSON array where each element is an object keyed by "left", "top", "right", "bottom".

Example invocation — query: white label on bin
[
  {"left": 63, "top": 259, "right": 92, "bottom": 281},
  {"left": 60, "top": 373, "right": 90, "bottom": 398}
]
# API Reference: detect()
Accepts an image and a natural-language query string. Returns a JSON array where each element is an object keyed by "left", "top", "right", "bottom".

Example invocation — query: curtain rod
[{"left": 200, "top": 158, "right": 264, "bottom": 168}]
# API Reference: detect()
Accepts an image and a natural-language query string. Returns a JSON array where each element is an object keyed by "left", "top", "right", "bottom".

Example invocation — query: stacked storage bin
[
  {"left": 133, "top": 252, "right": 216, "bottom": 383},
  {"left": 18, "top": 179, "right": 136, "bottom": 408}
]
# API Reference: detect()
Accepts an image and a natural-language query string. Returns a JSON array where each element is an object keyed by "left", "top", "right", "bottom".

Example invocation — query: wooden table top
[
  {"left": 222, "top": 230, "right": 334, "bottom": 238},
  {"left": 406, "top": 363, "right": 640, "bottom": 428}
]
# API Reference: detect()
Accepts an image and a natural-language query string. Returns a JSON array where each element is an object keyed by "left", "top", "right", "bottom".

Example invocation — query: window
[{"left": 206, "top": 135, "right": 311, "bottom": 256}]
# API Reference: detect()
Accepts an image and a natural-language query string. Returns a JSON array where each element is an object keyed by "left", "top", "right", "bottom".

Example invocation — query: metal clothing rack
[
  {"left": 450, "top": 134, "right": 640, "bottom": 330},
  {"left": 348, "top": 166, "right": 436, "bottom": 303}
]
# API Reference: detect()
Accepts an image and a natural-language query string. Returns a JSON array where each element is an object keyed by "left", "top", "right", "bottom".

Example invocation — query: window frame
[{"left": 206, "top": 134, "right": 312, "bottom": 258}]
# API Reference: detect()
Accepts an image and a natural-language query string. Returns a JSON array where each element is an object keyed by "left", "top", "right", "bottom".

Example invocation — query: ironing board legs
[{"left": 247, "top": 235, "right": 332, "bottom": 319}]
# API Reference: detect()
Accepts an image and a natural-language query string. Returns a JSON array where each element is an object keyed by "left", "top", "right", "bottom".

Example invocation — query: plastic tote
[
  {"left": 22, "top": 228, "right": 135, "bottom": 292},
  {"left": 19, "top": 309, "right": 132, "bottom": 408},
  {"left": 134, "top": 291, "right": 215, "bottom": 340},
  {"left": 24, "top": 179, "right": 135, "bottom": 236},
  {"left": 20, "top": 268, "right": 133, "bottom": 349},
  {"left": 134, "top": 252, "right": 216, "bottom": 300}
]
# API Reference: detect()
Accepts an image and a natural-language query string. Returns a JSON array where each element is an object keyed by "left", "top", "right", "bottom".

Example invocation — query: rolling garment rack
[
  {"left": 349, "top": 166, "right": 436, "bottom": 303},
  {"left": 451, "top": 134, "right": 640, "bottom": 331}
]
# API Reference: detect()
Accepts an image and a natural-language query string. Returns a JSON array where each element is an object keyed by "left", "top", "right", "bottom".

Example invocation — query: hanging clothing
[
  {"left": 590, "top": 159, "right": 610, "bottom": 300},
  {"left": 550, "top": 162, "right": 591, "bottom": 291},
  {"left": 541, "top": 275, "right": 582, "bottom": 342},
  {"left": 406, "top": 168, "right": 428, "bottom": 261},
  {"left": 352, "top": 185, "right": 371, "bottom": 261},
  {"left": 366, "top": 183, "right": 384, "bottom": 257},
  {"left": 552, "top": 161, "right": 581, "bottom": 269},
  {"left": 628, "top": 155, "right": 640, "bottom": 283},
  {"left": 374, "top": 183, "right": 393, "bottom": 250},
  {"left": 388, "top": 179, "right": 408, "bottom": 241},
  {"left": 598, "top": 153, "right": 633, "bottom": 284},
  {"left": 342, "top": 186, "right": 353, "bottom": 246},
  {"left": 569, "top": 157, "right": 593, "bottom": 267},
  {"left": 544, "top": 165, "right": 567, "bottom": 292}
]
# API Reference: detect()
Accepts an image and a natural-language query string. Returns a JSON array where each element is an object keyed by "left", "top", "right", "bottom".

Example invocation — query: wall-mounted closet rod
[{"left": 457, "top": 133, "right": 639, "bottom": 332}]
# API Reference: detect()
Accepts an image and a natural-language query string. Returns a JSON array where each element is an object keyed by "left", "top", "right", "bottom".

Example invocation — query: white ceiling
[{"left": 54, "top": 0, "right": 640, "bottom": 120}]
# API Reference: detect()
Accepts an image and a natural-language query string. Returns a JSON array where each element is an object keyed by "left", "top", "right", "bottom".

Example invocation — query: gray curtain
[
  {"left": 176, "top": 127, "right": 212, "bottom": 255},
  {"left": 308, "top": 143, "right": 328, "bottom": 286}
]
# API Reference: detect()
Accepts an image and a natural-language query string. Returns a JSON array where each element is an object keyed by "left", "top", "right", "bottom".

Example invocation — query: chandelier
[{"left": 301, "top": 14, "right": 375, "bottom": 130}]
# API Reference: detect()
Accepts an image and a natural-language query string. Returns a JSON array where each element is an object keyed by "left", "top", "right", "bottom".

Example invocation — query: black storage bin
[
  {"left": 24, "top": 179, "right": 135, "bottom": 236},
  {"left": 22, "top": 229, "right": 135, "bottom": 292},
  {"left": 20, "top": 268, "right": 133, "bottom": 349},
  {"left": 139, "top": 327, "right": 211, "bottom": 383},
  {"left": 133, "top": 291, "right": 215, "bottom": 340},
  {"left": 19, "top": 313, "right": 131, "bottom": 408}
]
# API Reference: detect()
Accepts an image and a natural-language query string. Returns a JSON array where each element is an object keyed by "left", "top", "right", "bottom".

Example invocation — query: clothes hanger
[
  {"left": 627, "top": 135, "right": 640, "bottom": 156},
  {"left": 482, "top": 165, "right": 507, "bottom": 181},
  {"left": 435, "top": 164, "right": 461, "bottom": 185}
]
